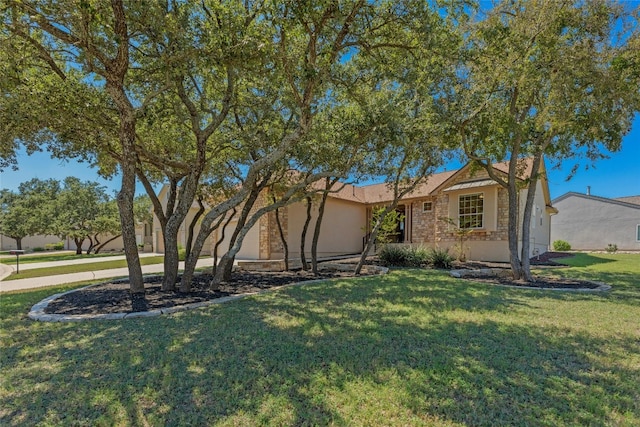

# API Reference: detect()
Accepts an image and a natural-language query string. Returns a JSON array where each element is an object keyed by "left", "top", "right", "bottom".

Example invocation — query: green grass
[
  {"left": 1, "top": 251, "right": 124, "bottom": 265},
  {"left": 1, "top": 253, "right": 639, "bottom": 426},
  {"left": 3, "top": 256, "right": 166, "bottom": 280}
]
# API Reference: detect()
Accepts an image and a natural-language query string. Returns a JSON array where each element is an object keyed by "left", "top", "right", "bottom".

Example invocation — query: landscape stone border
[
  {"left": 29, "top": 264, "right": 388, "bottom": 322},
  {"left": 449, "top": 268, "right": 611, "bottom": 292}
]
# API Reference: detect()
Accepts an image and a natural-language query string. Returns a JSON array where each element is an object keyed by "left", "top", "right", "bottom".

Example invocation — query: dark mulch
[
  {"left": 456, "top": 252, "right": 602, "bottom": 289},
  {"left": 44, "top": 252, "right": 599, "bottom": 317},
  {"left": 468, "top": 275, "right": 602, "bottom": 289},
  {"left": 45, "top": 269, "right": 363, "bottom": 316},
  {"left": 529, "top": 251, "right": 575, "bottom": 265}
]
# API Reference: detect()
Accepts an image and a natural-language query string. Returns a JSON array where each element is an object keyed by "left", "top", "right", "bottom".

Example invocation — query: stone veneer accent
[
  {"left": 268, "top": 207, "right": 288, "bottom": 258},
  {"left": 408, "top": 197, "right": 438, "bottom": 244},
  {"left": 408, "top": 168, "right": 510, "bottom": 246},
  {"left": 440, "top": 168, "right": 509, "bottom": 243}
]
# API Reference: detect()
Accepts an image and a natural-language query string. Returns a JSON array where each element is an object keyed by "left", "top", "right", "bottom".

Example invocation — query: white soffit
[{"left": 444, "top": 179, "right": 497, "bottom": 192}]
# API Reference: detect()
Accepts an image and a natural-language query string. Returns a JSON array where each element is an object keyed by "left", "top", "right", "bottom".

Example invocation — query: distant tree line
[{"left": 0, "top": 178, "right": 151, "bottom": 254}]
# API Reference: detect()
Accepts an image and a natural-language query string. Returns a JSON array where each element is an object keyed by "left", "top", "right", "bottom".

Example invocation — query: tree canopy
[{"left": 1, "top": 0, "right": 639, "bottom": 290}]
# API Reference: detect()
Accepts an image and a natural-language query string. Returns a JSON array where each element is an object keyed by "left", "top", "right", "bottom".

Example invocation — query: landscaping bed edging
[{"left": 29, "top": 264, "right": 388, "bottom": 322}]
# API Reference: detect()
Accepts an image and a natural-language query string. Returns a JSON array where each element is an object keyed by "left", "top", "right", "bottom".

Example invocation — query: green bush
[
  {"left": 178, "top": 245, "right": 187, "bottom": 261},
  {"left": 32, "top": 247, "right": 45, "bottom": 252},
  {"left": 44, "top": 242, "right": 65, "bottom": 251},
  {"left": 605, "top": 243, "right": 618, "bottom": 253},
  {"left": 378, "top": 245, "right": 431, "bottom": 267},
  {"left": 552, "top": 240, "right": 571, "bottom": 251},
  {"left": 428, "top": 247, "right": 453, "bottom": 269}
]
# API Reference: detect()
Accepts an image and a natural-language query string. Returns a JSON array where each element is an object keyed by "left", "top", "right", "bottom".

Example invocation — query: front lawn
[{"left": 1, "top": 253, "right": 638, "bottom": 426}]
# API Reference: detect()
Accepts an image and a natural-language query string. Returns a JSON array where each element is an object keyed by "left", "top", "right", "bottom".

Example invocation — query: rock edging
[{"left": 29, "top": 264, "right": 388, "bottom": 322}]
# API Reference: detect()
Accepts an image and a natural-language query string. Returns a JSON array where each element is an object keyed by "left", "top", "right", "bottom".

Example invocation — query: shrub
[
  {"left": 178, "top": 245, "right": 187, "bottom": 261},
  {"left": 378, "top": 245, "right": 430, "bottom": 267},
  {"left": 552, "top": 240, "right": 571, "bottom": 251},
  {"left": 379, "top": 245, "right": 409, "bottom": 267},
  {"left": 44, "top": 242, "right": 65, "bottom": 251},
  {"left": 605, "top": 243, "right": 618, "bottom": 253},
  {"left": 428, "top": 247, "right": 453, "bottom": 269},
  {"left": 32, "top": 247, "right": 45, "bottom": 252}
]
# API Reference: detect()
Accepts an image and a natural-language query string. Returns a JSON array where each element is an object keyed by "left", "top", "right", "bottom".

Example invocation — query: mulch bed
[
  {"left": 43, "top": 252, "right": 601, "bottom": 317},
  {"left": 45, "top": 269, "right": 363, "bottom": 316},
  {"left": 467, "top": 275, "right": 601, "bottom": 289},
  {"left": 455, "top": 252, "right": 602, "bottom": 289}
]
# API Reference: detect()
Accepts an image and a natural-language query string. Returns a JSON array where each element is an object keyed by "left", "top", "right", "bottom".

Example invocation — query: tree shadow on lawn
[
  {"left": 534, "top": 267, "right": 640, "bottom": 307},
  {"left": 1, "top": 271, "right": 639, "bottom": 426}
]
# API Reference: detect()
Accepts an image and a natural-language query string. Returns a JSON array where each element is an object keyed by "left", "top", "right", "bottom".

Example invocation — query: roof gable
[{"left": 328, "top": 157, "right": 553, "bottom": 207}]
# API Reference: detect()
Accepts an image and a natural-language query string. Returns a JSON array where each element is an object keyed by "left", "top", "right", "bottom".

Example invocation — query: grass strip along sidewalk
[
  {"left": 0, "top": 252, "right": 124, "bottom": 265},
  {"left": 3, "top": 256, "right": 166, "bottom": 280},
  {"left": 0, "top": 253, "right": 639, "bottom": 425}
]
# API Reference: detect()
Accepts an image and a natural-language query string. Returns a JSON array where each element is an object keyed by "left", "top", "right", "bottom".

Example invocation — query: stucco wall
[
  {"left": 287, "top": 197, "right": 366, "bottom": 258},
  {"left": 0, "top": 234, "right": 61, "bottom": 251},
  {"left": 551, "top": 194, "right": 640, "bottom": 251},
  {"left": 524, "top": 180, "right": 553, "bottom": 257}
]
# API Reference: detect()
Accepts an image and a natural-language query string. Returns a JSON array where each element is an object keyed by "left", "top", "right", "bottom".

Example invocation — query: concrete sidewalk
[
  {"left": 1, "top": 252, "right": 160, "bottom": 272},
  {"left": 0, "top": 258, "right": 215, "bottom": 293}
]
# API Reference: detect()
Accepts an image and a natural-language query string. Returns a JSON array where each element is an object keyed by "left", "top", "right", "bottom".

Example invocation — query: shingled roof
[
  {"left": 328, "top": 158, "right": 538, "bottom": 205},
  {"left": 615, "top": 195, "right": 640, "bottom": 206}
]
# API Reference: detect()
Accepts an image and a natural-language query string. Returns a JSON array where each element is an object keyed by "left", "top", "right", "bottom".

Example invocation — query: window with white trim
[
  {"left": 459, "top": 193, "right": 484, "bottom": 229},
  {"left": 423, "top": 201, "right": 433, "bottom": 212}
]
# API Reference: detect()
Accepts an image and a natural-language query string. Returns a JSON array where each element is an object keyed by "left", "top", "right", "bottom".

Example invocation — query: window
[
  {"left": 637, "top": 224, "right": 640, "bottom": 242},
  {"left": 459, "top": 193, "right": 484, "bottom": 229},
  {"left": 423, "top": 201, "right": 433, "bottom": 212}
]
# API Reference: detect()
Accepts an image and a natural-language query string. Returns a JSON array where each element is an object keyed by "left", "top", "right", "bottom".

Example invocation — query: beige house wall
[
  {"left": 0, "top": 234, "right": 61, "bottom": 251},
  {"left": 287, "top": 197, "right": 366, "bottom": 258},
  {"left": 0, "top": 232, "right": 135, "bottom": 253},
  {"left": 150, "top": 160, "right": 554, "bottom": 263},
  {"left": 522, "top": 180, "right": 553, "bottom": 257}
]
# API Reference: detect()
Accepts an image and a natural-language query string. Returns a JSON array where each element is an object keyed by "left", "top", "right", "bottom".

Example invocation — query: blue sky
[{"left": 2, "top": 115, "right": 639, "bottom": 201}]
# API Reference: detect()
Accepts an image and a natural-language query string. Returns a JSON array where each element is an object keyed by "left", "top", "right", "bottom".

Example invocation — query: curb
[
  {"left": 29, "top": 265, "right": 389, "bottom": 322},
  {"left": 0, "top": 263, "right": 13, "bottom": 281}
]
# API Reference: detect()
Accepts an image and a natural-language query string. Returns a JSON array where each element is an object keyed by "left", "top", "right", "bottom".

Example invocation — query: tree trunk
[
  {"left": 162, "top": 175, "right": 202, "bottom": 291},
  {"left": 519, "top": 155, "right": 543, "bottom": 282},
  {"left": 212, "top": 208, "right": 236, "bottom": 275},
  {"left": 274, "top": 206, "right": 289, "bottom": 271},
  {"left": 300, "top": 196, "right": 313, "bottom": 270},
  {"left": 355, "top": 203, "right": 398, "bottom": 275},
  {"left": 94, "top": 234, "right": 122, "bottom": 254},
  {"left": 180, "top": 190, "right": 251, "bottom": 291},
  {"left": 162, "top": 225, "right": 181, "bottom": 291},
  {"left": 216, "top": 183, "right": 265, "bottom": 283},
  {"left": 507, "top": 176, "right": 523, "bottom": 280},
  {"left": 88, "top": 234, "right": 99, "bottom": 254},
  {"left": 107, "top": 90, "right": 144, "bottom": 293},
  {"left": 186, "top": 198, "right": 205, "bottom": 261},
  {"left": 74, "top": 237, "right": 84, "bottom": 255},
  {"left": 116, "top": 162, "right": 144, "bottom": 293},
  {"left": 14, "top": 238, "right": 22, "bottom": 251},
  {"left": 311, "top": 190, "right": 330, "bottom": 275}
]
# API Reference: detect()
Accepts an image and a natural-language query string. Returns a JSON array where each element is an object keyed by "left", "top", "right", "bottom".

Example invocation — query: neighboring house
[
  {"left": 551, "top": 192, "right": 640, "bottom": 251},
  {"left": 153, "top": 158, "right": 557, "bottom": 263}
]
